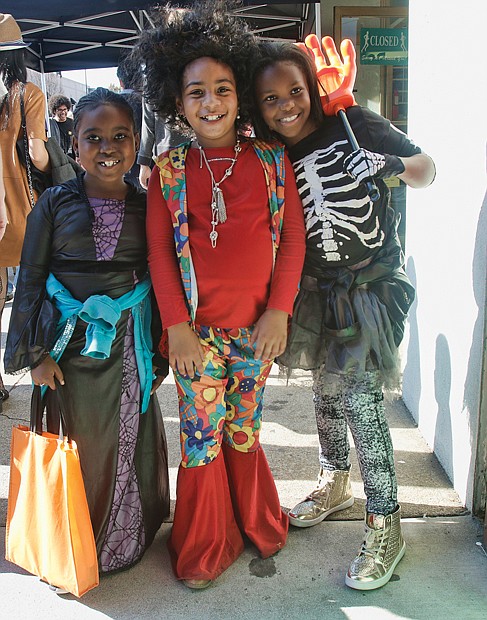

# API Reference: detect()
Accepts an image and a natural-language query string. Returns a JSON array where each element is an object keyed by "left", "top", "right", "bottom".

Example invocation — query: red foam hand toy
[{"left": 298, "top": 34, "right": 357, "bottom": 117}]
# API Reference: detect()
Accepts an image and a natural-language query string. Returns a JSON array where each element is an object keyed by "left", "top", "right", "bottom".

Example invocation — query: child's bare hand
[
  {"left": 167, "top": 322, "right": 205, "bottom": 378},
  {"left": 251, "top": 309, "right": 289, "bottom": 361},
  {"left": 31, "top": 356, "right": 64, "bottom": 390},
  {"left": 297, "top": 34, "right": 357, "bottom": 116}
]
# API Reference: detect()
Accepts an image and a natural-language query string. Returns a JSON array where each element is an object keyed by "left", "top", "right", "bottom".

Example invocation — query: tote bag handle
[{"left": 30, "top": 379, "right": 69, "bottom": 439}]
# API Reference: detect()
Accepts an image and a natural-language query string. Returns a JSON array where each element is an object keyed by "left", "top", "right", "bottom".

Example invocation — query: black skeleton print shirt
[{"left": 288, "top": 106, "right": 422, "bottom": 272}]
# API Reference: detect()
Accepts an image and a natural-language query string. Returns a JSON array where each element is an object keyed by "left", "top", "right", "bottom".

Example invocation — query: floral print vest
[{"left": 155, "top": 139, "right": 286, "bottom": 321}]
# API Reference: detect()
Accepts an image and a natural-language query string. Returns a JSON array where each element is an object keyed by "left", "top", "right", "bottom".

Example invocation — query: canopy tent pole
[
  {"left": 315, "top": 1, "right": 321, "bottom": 40},
  {"left": 37, "top": 45, "right": 52, "bottom": 137}
]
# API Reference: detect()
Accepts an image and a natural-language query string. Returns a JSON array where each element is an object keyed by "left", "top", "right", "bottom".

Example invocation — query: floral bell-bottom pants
[
  {"left": 175, "top": 325, "right": 274, "bottom": 467},
  {"left": 169, "top": 324, "right": 288, "bottom": 580}
]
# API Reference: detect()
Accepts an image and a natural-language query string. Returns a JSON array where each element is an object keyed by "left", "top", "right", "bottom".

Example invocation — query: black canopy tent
[{"left": 1, "top": 2, "right": 320, "bottom": 73}]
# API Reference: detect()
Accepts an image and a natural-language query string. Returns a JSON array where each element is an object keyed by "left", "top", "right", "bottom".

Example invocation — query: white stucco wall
[{"left": 403, "top": 1, "right": 487, "bottom": 508}]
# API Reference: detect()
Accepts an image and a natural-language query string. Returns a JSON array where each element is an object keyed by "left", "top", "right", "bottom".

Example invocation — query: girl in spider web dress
[{"left": 5, "top": 88, "right": 170, "bottom": 583}]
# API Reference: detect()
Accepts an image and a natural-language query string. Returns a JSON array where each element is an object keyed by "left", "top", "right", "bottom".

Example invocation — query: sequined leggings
[{"left": 312, "top": 369, "right": 397, "bottom": 515}]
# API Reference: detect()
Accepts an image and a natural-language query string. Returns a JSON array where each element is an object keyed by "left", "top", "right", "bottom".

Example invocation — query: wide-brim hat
[{"left": 0, "top": 13, "right": 30, "bottom": 51}]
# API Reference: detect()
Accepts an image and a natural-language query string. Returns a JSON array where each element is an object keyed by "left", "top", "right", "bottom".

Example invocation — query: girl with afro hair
[{"left": 135, "top": 1, "right": 306, "bottom": 589}]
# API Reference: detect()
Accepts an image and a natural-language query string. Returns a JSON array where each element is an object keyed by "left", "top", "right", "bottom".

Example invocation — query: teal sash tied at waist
[{"left": 44, "top": 273, "right": 154, "bottom": 412}]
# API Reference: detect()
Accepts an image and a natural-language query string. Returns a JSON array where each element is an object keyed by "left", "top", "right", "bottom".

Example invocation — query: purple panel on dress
[
  {"left": 99, "top": 313, "right": 145, "bottom": 572},
  {"left": 89, "top": 197, "right": 146, "bottom": 571},
  {"left": 90, "top": 197, "right": 125, "bottom": 261}
]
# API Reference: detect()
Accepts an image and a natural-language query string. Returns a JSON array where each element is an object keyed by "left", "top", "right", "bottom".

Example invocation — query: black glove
[{"left": 343, "top": 148, "right": 405, "bottom": 183}]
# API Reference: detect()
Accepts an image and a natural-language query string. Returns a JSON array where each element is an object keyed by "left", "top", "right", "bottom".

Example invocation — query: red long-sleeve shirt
[{"left": 147, "top": 142, "right": 305, "bottom": 329}]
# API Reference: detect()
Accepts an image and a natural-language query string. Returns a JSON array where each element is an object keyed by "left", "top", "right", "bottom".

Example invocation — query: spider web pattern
[
  {"left": 90, "top": 197, "right": 125, "bottom": 261},
  {"left": 99, "top": 313, "right": 145, "bottom": 572}
]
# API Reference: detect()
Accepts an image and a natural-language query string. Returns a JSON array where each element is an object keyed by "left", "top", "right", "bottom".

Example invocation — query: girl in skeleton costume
[
  {"left": 136, "top": 3, "right": 305, "bottom": 589},
  {"left": 5, "top": 88, "right": 170, "bottom": 585},
  {"left": 252, "top": 41, "right": 435, "bottom": 590}
]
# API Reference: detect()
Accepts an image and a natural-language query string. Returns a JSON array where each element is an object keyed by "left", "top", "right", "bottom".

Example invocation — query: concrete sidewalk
[
  {"left": 1, "top": 514, "right": 486, "bottom": 620},
  {"left": 1, "top": 302, "right": 486, "bottom": 619}
]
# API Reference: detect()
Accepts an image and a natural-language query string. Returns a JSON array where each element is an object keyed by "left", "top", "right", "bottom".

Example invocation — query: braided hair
[
  {"left": 133, "top": 0, "right": 258, "bottom": 136},
  {"left": 73, "top": 87, "right": 136, "bottom": 136}
]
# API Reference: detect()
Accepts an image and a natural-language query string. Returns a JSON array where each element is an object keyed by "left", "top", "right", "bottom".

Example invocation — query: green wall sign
[{"left": 360, "top": 28, "right": 408, "bottom": 65}]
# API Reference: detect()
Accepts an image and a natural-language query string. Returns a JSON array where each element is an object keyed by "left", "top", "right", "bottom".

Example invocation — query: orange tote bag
[{"left": 5, "top": 384, "right": 99, "bottom": 597}]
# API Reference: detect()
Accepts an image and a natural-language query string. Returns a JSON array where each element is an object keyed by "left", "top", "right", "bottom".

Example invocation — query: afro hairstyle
[{"left": 133, "top": 0, "right": 259, "bottom": 136}]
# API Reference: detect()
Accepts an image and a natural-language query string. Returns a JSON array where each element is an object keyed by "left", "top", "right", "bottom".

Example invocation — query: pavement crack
[{"left": 0, "top": 412, "right": 28, "bottom": 423}]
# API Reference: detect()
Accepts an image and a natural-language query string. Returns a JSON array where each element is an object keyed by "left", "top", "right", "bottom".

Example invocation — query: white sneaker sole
[
  {"left": 289, "top": 495, "right": 355, "bottom": 528},
  {"left": 345, "top": 540, "right": 406, "bottom": 590}
]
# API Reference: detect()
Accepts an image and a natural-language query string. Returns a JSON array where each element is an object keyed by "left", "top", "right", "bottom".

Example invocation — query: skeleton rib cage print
[{"left": 293, "top": 137, "right": 385, "bottom": 266}]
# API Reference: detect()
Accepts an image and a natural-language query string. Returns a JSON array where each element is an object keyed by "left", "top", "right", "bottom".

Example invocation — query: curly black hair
[
  {"left": 133, "top": 0, "right": 258, "bottom": 136},
  {"left": 49, "top": 93, "right": 72, "bottom": 116},
  {"left": 251, "top": 41, "right": 325, "bottom": 142}
]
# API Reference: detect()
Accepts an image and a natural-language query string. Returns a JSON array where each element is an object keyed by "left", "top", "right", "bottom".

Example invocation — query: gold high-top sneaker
[
  {"left": 288, "top": 469, "right": 354, "bottom": 528},
  {"left": 345, "top": 505, "right": 405, "bottom": 590}
]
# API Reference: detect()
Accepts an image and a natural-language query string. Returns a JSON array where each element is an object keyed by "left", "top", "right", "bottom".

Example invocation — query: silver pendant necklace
[{"left": 197, "top": 139, "right": 242, "bottom": 248}]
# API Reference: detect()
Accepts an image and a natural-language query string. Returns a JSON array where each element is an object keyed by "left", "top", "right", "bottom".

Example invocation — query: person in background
[
  {"left": 0, "top": 148, "right": 6, "bottom": 409},
  {"left": 0, "top": 12, "right": 50, "bottom": 411},
  {"left": 48, "top": 93, "right": 75, "bottom": 157},
  {"left": 6, "top": 266, "right": 16, "bottom": 301},
  {"left": 137, "top": 99, "right": 185, "bottom": 189},
  {"left": 117, "top": 54, "right": 143, "bottom": 187},
  {"left": 68, "top": 98, "right": 76, "bottom": 119},
  {"left": 0, "top": 149, "right": 6, "bottom": 243}
]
